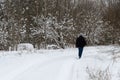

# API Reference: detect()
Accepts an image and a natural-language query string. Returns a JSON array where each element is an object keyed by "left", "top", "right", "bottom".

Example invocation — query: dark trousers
[{"left": 78, "top": 47, "right": 83, "bottom": 58}]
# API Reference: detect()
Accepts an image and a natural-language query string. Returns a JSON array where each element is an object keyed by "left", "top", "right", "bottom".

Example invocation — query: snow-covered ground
[{"left": 0, "top": 46, "right": 120, "bottom": 80}]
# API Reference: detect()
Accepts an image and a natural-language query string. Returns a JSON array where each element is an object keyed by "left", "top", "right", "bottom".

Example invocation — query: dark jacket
[{"left": 76, "top": 35, "right": 86, "bottom": 48}]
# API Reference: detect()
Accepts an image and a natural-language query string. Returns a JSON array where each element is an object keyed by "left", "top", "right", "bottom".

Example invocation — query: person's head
[
  {"left": 77, "top": 33, "right": 87, "bottom": 38},
  {"left": 79, "top": 33, "right": 87, "bottom": 38},
  {"left": 80, "top": 33, "right": 85, "bottom": 36}
]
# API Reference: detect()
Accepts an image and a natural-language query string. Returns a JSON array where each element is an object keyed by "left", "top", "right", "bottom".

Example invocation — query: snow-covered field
[{"left": 0, "top": 46, "right": 120, "bottom": 80}]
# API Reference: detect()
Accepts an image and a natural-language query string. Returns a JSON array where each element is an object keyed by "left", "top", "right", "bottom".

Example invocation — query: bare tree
[{"left": 102, "top": 0, "right": 120, "bottom": 44}]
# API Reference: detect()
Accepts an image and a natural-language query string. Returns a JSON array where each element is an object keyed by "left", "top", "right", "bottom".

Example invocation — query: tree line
[{"left": 0, "top": 0, "right": 120, "bottom": 50}]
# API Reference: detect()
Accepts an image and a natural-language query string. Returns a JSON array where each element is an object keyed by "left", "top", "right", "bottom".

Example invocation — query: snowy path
[
  {"left": 1, "top": 46, "right": 120, "bottom": 80},
  {"left": 0, "top": 52, "right": 78, "bottom": 80},
  {"left": 0, "top": 47, "right": 103, "bottom": 80},
  {"left": 13, "top": 57, "right": 77, "bottom": 80}
]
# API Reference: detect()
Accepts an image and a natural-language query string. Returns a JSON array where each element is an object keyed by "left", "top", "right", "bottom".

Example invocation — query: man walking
[{"left": 76, "top": 34, "right": 86, "bottom": 59}]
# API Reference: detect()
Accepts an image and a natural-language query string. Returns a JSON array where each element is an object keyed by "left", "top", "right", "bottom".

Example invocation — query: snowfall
[{"left": 0, "top": 46, "right": 120, "bottom": 80}]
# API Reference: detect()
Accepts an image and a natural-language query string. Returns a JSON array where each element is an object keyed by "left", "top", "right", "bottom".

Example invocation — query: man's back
[{"left": 76, "top": 35, "right": 86, "bottom": 48}]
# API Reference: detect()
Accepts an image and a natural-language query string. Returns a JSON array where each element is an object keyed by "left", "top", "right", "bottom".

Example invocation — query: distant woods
[{"left": 0, "top": 0, "right": 120, "bottom": 50}]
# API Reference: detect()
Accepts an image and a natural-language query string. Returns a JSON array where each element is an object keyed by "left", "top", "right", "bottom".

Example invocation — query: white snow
[{"left": 0, "top": 46, "right": 120, "bottom": 80}]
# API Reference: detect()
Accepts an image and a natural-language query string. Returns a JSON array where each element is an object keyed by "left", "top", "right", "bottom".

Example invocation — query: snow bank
[
  {"left": 47, "top": 45, "right": 60, "bottom": 49},
  {"left": 17, "top": 43, "right": 34, "bottom": 51}
]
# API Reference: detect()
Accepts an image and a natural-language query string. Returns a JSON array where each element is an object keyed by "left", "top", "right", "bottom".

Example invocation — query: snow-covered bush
[
  {"left": 17, "top": 43, "right": 34, "bottom": 51},
  {"left": 86, "top": 67, "right": 111, "bottom": 80},
  {"left": 47, "top": 45, "right": 60, "bottom": 49}
]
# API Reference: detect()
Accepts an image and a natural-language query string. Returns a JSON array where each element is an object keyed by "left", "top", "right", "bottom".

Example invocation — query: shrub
[
  {"left": 86, "top": 67, "right": 111, "bottom": 80},
  {"left": 17, "top": 43, "right": 34, "bottom": 51}
]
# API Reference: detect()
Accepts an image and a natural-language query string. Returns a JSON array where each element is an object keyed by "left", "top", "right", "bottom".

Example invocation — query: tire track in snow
[
  {"left": 12, "top": 56, "right": 77, "bottom": 80},
  {"left": 71, "top": 60, "right": 79, "bottom": 80},
  {"left": 56, "top": 58, "right": 78, "bottom": 80}
]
